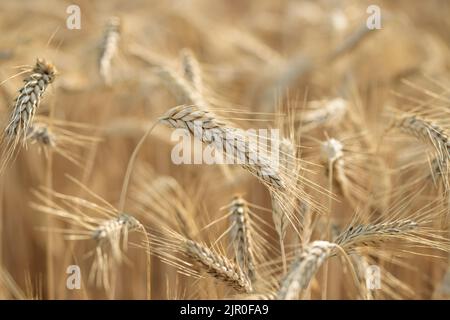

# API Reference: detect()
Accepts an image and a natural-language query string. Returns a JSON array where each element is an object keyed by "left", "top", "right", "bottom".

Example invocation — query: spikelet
[
  {"left": 277, "top": 241, "right": 336, "bottom": 300},
  {"left": 394, "top": 115, "right": 449, "bottom": 162},
  {"left": 297, "top": 98, "right": 348, "bottom": 132},
  {"left": 99, "top": 17, "right": 121, "bottom": 85}
]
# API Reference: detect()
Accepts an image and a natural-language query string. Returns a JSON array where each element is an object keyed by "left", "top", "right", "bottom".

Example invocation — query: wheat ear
[
  {"left": 298, "top": 98, "right": 348, "bottom": 132},
  {"left": 180, "top": 48, "right": 203, "bottom": 95},
  {"left": 99, "top": 17, "right": 121, "bottom": 85},
  {"left": 159, "top": 105, "right": 285, "bottom": 190},
  {"left": 271, "top": 138, "right": 297, "bottom": 273},
  {"left": 334, "top": 219, "right": 418, "bottom": 250},
  {"left": 92, "top": 213, "right": 140, "bottom": 242},
  {"left": 395, "top": 115, "right": 449, "bottom": 163},
  {"left": 230, "top": 196, "right": 257, "bottom": 283},
  {"left": 5, "top": 59, "right": 56, "bottom": 141},
  {"left": 158, "top": 67, "right": 208, "bottom": 110},
  {"left": 1, "top": 59, "right": 56, "bottom": 173},
  {"left": 277, "top": 241, "right": 336, "bottom": 300},
  {"left": 185, "top": 239, "right": 253, "bottom": 293}
]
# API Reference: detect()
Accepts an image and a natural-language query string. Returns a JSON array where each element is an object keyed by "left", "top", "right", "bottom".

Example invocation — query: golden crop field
[{"left": 0, "top": 0, "right": 449, "bottom": 300}]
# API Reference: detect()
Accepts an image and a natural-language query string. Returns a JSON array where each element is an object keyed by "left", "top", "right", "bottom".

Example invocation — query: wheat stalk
[
  {"left": 4, "top": 59, "right": 56, "bottom": 141},
  {"left": 92, "top": 213, "right": 140, "bottom": 242},
  {"left": 277, "top": 241, "right": 336, "bottom": 300},
  {"left": 158, "top": 67, "right": 208, "bottom": 110},
  {"left": 297, "top": 98, "right": 348, "bottom": 132},
  {"left": 230, "top": 196, "right": 257, "bottom": 283},
  {"left": 185, "top": 239, "right": 253, "bottom": 293},
  {"left": 395, "top": 115, "right": 449, "bottom": 163},
  {"left": 271, "top": 138, "right": 296, "bottom": 240},
  {"left": 99, "top": 17, "right": 121, "bottom": 85},
  {"left": 30, "top": 181, "right": 146, "bottom": 293},
  {"left": 270, "top": 138, "right": 298, "bottom": 273},
  {"left": 334, "top": 219, "right": 418, "bottom": 250},
  {"left": 1, "top": 59, "right": 56, "bottom": 173},
  {"left": 159, "top": 105, "right": 285, "bottom": 190}
]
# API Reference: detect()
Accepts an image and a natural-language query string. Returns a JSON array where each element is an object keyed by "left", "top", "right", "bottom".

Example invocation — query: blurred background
[{"left": 0, "top": 0, "right": 449, "bottom": 299}]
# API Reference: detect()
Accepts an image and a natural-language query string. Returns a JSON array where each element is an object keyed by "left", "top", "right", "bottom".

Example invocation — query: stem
[
  {"left": 141, "top": 225, "right": 152, "bottom": 299},
  {"left": 280, "top": 237, "right": 287, "bottom": 275},
  {"left": 46, "top": 99, "right": 56, "bottom": 299},
  {"left": 118, "top": 121, "right": 158, "bottom": 213},
  {"left": 45, "top": 140, "right": 54, "bottom": 299},
  {"left": 321, "top": 160, "right": 334, "bottom": 300}
]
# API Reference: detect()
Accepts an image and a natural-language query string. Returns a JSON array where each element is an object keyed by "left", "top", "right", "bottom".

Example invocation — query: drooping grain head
[
  {"left": 184, "top": 239, "right": 253, "bottom": 293},
  {"left": 5, "top": 58, "right": 56, "bottom": 140},
  {"left": 159, "top": 105, "right": 285, "bottom": 190}
]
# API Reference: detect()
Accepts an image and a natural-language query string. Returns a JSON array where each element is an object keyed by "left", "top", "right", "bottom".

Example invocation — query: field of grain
[{"left": 0, "top": 0, "right": 449, "bottom": 300}]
